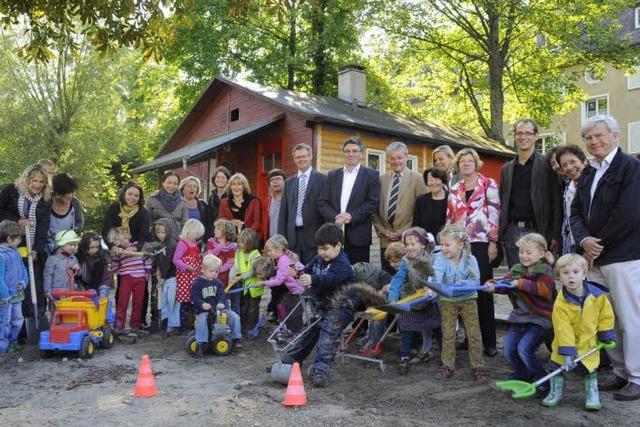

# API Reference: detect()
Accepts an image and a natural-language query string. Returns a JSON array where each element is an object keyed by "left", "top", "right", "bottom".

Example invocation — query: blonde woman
[
  {"left": 180, "top": 175, "right": 214, "bottom": 241},
  {"left": 217, "top": 173, "right": 262, "bottom": 235}
]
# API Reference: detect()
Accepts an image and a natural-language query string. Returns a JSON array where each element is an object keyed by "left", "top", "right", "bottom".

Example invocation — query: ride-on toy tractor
[
  {"left": 39, "top": 289, "right": 115, "bottom": 359},
  {"left": 185, "top": 309, "right": 233, "bottom": 357}
]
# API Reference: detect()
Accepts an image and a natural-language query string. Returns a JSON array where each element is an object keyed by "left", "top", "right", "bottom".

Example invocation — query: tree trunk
[
  {"left": 286, "top": 0, "right": 297, "bottom": 90},
  {"left": 486, "top": 10, "right": 504, "bottom": 142},
  {"left": 310, "top": 0, "right": 328, "bottom": 95}
]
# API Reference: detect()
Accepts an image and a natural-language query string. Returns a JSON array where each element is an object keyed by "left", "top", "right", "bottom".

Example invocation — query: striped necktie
[
  {"left": 296, "top": 174, "right": 308, "bottom": 225},
  {"left": 387, "top": 173, "right": 400, "bottom": 226}
]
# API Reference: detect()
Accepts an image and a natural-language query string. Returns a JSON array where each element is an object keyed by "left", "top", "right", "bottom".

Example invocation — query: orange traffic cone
[
  {"left": 132, "top": 355, "right": 158, "bottom": 397},
  {"left": 282, "top": 362, "right": 307, "bottom": 407}
]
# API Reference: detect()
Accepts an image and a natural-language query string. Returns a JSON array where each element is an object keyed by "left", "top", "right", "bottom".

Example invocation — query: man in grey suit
[
  {"left": 318, "top": 136, "right": 381, "bottom": 263},
  {"left": 373, "top": 141, "right": 427, "bottom": 273},
  {"left": 499, "top": 119, "right": 562, "bottom": 267},
  {"left": 278, "top": 143, "right": 327, "bottom": 264}
]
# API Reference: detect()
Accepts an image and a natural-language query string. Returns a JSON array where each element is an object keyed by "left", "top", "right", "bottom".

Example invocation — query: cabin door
[{"left": 256, "top": 138, "right": 283, "bottom": 202}]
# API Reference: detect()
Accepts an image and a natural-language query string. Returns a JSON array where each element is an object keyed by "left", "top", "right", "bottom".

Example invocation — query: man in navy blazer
[
  {"left": 278, "top": 143, "right": 327, "bottom": 264},
  {"left": 570, "top": 115, "right": 640, "bottom": 402},
  {"left": 318, "top": 136, "right": 381, "bottom": 263}
]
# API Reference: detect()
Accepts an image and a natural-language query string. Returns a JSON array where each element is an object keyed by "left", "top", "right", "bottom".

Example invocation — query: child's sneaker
[
  {"left": 232, "top": 339, "right": 243, "bottom": 350},
  {"left": 7, "top": 343, "right": 22, "bottom": 353},
  {"left": 436, "top": 365, "right": 455, "bottom": 379},
  {"left": 398, "top": 357, "right": 410, "bottom": 375},
  {"left": 473, "top": 367, "right": 489, "bottom": 381},
  {"left": 410, "top": 351, "right": 433, "bottom": 364},
  {"left": 312, "top": 372, "right": 329, "bottom": 388}
]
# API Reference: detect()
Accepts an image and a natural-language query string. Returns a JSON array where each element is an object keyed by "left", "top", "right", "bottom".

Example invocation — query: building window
[
  {"left": 628, "top": 66, "right": 640, "bottom": 90},
  {"left": 535, "top": 133, "right": 564, "bottom": 155},
  {"left": 629, "top": 122, "right": 640, "bottom": 154},
  {"left": 584, "top": 69, "right": 603, "bottom": 84},
  {"left": 263, "top": 152, "right": 281, "bottom": 171},
  {"left": 583, "top": 95, "right": 608, "bottom": 121},
  {"left": 230, "top": 108, "right": 240, "bottom": 122},
  {"left": 366, "top": 149, "right": 385, "bottom": 174},
  {"left": 406, "top": 155, "right": 419, "bottom": 172}
]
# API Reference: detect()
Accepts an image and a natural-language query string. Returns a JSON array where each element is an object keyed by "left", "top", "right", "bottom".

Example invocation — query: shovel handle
[
  {"left": 533, "top": 342, "right": 607, "bottom": 387},
  {"left": 23, "top": 227, "right": 39, "bottom": 311}
]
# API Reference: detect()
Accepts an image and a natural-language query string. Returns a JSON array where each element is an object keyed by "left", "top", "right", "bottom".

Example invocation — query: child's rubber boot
[
  {"left": 194, "top": 343, "right": 205, "bottom": 360},
  {"left": 398, "top": 357, "right": 410, "bottom": 375},
  {"left": 542, "top": 375, "right": 564, "bottom": 407},
  {"left": 585, "top": 372, "right": 602, "bottom": 411}
]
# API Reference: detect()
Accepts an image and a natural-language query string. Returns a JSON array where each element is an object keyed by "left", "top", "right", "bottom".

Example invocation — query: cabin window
[
  {"left": 366, "top": 149, "right": 385, "bottom": 174},
  {"left": 407, "top": 155, "right": 419, "bottom": 172},
  {"left": 230, "top": 108, "right": 240, "bottom": 122},
  {"left": 263, "top": 152, "right": 281, "bottom": 171}
]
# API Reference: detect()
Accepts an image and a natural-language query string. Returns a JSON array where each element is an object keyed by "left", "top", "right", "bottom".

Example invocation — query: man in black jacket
[
  {"left": 570, "top": 115, "right": 640, "bottom": 402},
  {"left": 499, "top": 119, "right": 562, "bottom": 267},
  {"left": 318, "top": 136, "right": 381, "bottom": 263},
  {"left": 278, "top": 143, "right": 327, "bottom": 264}
]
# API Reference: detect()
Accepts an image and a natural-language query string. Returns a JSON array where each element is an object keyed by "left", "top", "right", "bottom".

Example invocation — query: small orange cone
[
  {"left": 282, "top": 362, "right": 307, "bottom": 407},
  {"left": 132, "top": 355, "right": 158, "bottom": 397}
]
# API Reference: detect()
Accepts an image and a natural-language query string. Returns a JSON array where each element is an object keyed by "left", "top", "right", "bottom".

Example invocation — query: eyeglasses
[
  {"left": 583, "top": 132, "right": 611, "bottom": 142},
  {"left": 515, "top": 131, "right": 536, "bottom": 137}
]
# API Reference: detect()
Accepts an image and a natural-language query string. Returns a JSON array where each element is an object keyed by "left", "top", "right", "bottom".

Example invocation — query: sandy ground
[{"left": 1, "top": 315, "right": 638, "bottom": 427}]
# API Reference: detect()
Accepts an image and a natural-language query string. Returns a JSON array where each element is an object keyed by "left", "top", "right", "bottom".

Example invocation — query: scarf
[
  {"left": 17, "top": 191, "right": 41, "bottom": 246},
  {"left": 118, "top": 203, "right": 139, "bottom": 233},
  {"left": 158, "top": 188, "right": 182, "bottom": 213},
  {"left": 229, "top": 193, "right": 254, "bottom": 221},
  {"left": 509, "top": 260, "right": 550, "bottom": 279}
]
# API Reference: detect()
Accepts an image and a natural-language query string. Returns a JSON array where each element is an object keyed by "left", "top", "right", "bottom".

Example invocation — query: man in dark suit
[
  {"left": 278, "top": 143, "right": 327, "bottom": 264},
  {"left": 318, "top": 136, "right": 381, "bottom": 263},
  {"left": 499, "top": 119, "right": 562, "bottom": 267},
  {"left": 570, "top": 115, "right": 640, "bottom": 402}
]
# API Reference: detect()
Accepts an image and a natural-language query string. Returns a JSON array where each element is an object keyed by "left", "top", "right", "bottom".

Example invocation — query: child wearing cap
[{"left": 43, "top": 230, "right": 81, "bottom": 304}]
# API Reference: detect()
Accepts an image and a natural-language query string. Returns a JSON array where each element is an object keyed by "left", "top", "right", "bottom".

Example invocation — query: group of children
[{"left": 0, "top": 211, "right": 617, "bottom": 410}]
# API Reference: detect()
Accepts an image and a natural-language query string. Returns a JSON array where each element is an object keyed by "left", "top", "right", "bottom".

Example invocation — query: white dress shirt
[
  {"left": 588, "top": 146, "right": 618, "bottom": 217},
  {"left": 295, "top": 167, "right": 312, "bottom": 226},
  {"left": 340, "top": 163, "right": 360, "bottom": 213}
]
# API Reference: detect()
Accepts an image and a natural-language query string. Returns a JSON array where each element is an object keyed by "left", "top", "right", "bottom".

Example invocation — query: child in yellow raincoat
[{"left": 542, "top": 253, "right": 616, "bottom": 411}]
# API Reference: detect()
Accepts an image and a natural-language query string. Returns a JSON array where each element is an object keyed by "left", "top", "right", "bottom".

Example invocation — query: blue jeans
[
  {"left": 503, "top": 323, "right": 548, "bottom": 381},
  {"left": 161, "top": 277, "right": 181, "bottom": 329},
  {"left": 401, "top": 329, "right": 433, "bottom": 359},
  {"left": 195, "top": 310, "right": 241, "bottom": 343},
  {"left": 229, "top": 292, "right": 240, "bottom": 317},
  {"left": 0, "top": 300, "right": 9, "bottom": 352}
]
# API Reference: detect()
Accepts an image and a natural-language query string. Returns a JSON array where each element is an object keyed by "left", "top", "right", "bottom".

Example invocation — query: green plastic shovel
[{"left": 495, "top": 340, "right": 616, "bottom": 400}]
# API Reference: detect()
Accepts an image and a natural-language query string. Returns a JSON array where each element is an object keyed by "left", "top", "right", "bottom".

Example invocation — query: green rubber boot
[
  {"left": 585, "top": 372, "right": 602, "bottom": 411},
  {"left": 542, "top": 375, "right": 564, "bottom": 407}
]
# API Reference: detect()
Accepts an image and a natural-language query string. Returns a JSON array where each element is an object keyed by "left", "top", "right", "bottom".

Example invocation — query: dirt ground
[{"left": 1, "top": 318, "right": 638, "bottom": 427}]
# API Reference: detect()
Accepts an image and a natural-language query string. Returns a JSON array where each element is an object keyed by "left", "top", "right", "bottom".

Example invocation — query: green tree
[
  {"left": 0, "top": 0, "right": 191, "bottom": 62},
  {"left": 0, "top": 33, "right": 180, "bottom": 229},
  {"left": 369, "top": 0, "right": 640, "bottom": 140}
]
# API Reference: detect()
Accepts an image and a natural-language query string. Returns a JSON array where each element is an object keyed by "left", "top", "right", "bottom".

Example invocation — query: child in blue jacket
[
  {"left": 190, "top": 254, "right": 242, "bottom": 360},
  {"left": 0, "top": 220, "right": 28, "bottom": 353}
]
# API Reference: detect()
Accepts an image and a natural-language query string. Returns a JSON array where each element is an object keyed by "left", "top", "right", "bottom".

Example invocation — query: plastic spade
[
  {"left": 226, "top": 285, "right": 259, "bottom": 295},
  {"left": 495, "top": 341, "right": 616, "bottom": 399}
]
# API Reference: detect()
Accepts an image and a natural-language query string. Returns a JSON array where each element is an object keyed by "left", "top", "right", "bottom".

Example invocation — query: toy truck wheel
[
  {"left": 40, "top": 350, "right": 54, "bottom": 359},
  {"left": 101, "top": 327, "right": 114, "bottom": 349},
  {"left": 213, "top": 337, "right": 232, "bottom": 356},
  {"left": 79, "top": 335, "right": 95, "bottom": 359},
  {"left": 185, "top": 335, "right": 198, "bottom": 355}
]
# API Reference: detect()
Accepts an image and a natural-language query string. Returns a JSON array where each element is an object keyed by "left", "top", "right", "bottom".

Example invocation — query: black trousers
[
  {"left": 344, "top": 233, "right": 369, "bottom": 263},
  {"left": 293, "top": 227, "right": 317, "bottom": 265},
  {"left": 470, "top": 241, "right": 496, "bottom": 349}
]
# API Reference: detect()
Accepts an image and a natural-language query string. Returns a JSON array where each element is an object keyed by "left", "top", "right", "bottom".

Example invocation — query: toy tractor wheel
[
  {"left": 79, "top": 335, "right": 95, "bottom": 359},
  {"left": 213, "top": 337, "right": 232, "bottom": 356},
  {"left": 185, "top": 334, "right": 198, "bottom": 355},
  {"left": 40, "top": 350, "right": 54, "bottom": 359},
  {"left": 101, "top": 327, "right": 114, "bottom": 349}
]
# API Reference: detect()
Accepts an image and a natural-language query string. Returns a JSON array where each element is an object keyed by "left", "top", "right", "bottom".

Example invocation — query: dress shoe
[
  {"left": 484, "top": 346, "right": 498, "bottom": 357},
  {"left": 613, "top": 382, "right": 640, "bottom": 401},
  {"left": 599, "top": 374, "right": 627, "bottom": 391}
]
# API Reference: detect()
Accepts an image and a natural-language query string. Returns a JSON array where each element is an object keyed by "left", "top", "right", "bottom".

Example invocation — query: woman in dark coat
[
  {"left": 102, "top": 181, "right": 151, "bottom": 250},
  {"left": 412, "top": 167, "right": 449, "bottom": 242},
  {"left": 180, "top": 175, "right": 214, "bottom": 241},
  {"left": 0, "top": 164, "right": 52, "bottom": 318},
  {"left": 209, "top": 166, "right": 231, "bottom": 219}
]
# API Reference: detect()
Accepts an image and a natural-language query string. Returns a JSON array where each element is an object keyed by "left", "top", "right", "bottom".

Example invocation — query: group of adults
[{"left": 1, "top": 114, "right": 638, "bottom": 401}]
